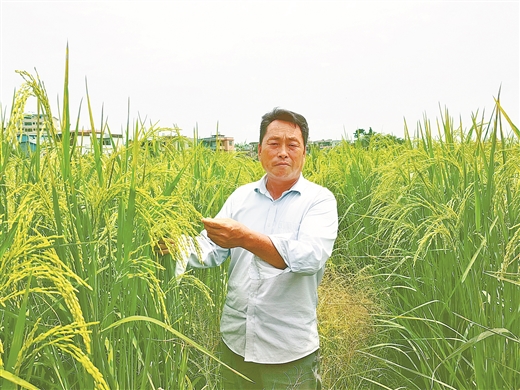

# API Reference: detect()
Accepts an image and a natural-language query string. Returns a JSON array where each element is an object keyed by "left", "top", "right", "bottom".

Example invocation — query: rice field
[{"left": 1, "top": 58, "right": 519, "bottom": 389}]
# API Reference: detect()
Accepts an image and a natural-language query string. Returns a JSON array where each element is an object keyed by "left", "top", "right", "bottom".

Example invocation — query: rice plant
[
  {"left": 1, "top": 50, "right": 518, "bottom": 389},
  {"left": 321, "top": 104, "right": 520, "bottom": 389},
  {"left": 0, "top": 53, "right": 250, "bottom": 389}
]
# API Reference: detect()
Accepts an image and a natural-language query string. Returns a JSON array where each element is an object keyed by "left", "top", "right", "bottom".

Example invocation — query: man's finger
[
  {"left": 155, "top": 238, "right": 174, "bottom": 255},
  {"left": 202, "top": 217, "right": 223, "bottom": 229}
]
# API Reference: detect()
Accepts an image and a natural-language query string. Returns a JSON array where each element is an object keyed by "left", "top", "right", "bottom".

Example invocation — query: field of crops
[{"left": 1, "top": 62, "right": 519, "bottom": 389}]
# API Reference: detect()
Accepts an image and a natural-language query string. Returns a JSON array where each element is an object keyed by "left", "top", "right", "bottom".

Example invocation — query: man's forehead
[
  {"left": 267, "top": 119, "right": 299, "bottom": 130},
  {"left": 265, "top": 122, "right": 302, "bottom": 139},
  {"left": 265, "top": 135, "right": 302, "bottom": 144}
]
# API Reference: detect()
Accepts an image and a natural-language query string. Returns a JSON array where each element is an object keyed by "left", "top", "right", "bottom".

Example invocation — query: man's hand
[
  {"left": 202, "top": 217, "right": 287, "bottom": 269},
  {"left": 155, "top": 238, "right": 174, "bottom": 255},
  {"left": 201, "top": 217, "right": 248, "bottom": 248}
]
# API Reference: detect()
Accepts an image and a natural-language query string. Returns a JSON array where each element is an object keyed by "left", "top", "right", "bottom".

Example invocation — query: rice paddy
[{"left": 1, "top": 56, "right": 519, "bottom": 389}]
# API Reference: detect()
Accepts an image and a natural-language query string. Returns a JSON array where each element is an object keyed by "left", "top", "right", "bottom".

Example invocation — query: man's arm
[{"left": 202, "top": 217, "right": 287, "bottom": 270}]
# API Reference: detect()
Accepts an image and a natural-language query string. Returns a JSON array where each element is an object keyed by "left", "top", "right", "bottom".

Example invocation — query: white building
[
  {"left": 74, "top": 130, "right": 124, "bottom": 154},
  {"left": 201, "top": 134, "right": 235, "bottom": 151},
  {"left": 22, "top": 113, "right": 60, "bottom": 133}
]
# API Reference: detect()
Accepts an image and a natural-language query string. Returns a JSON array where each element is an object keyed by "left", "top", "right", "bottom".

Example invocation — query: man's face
[{"left": 258, "top": 119, "right": 306, "bottom": 185}]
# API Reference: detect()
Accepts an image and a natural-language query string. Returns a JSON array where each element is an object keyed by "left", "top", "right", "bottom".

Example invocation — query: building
[
  {"left": 201, "top": 134, "right": 235, "bottom": 152},
  {"left": 16, "top": 133, "right": 38, "bottom": 153},
  {"left": 14, "top": 113, "right": 57, "bottom": 153},
  {"left": 15, "top": 126, "right": 124, "bottom": 155},
  {"left": 308, "top": 139, "right": 342, "bottom": 150},
  {"left": 74, "top": 130, "right": 124, "bottom": 154},
  {"left": 22, "top": 113, "right": 60, "bottom": 133}
]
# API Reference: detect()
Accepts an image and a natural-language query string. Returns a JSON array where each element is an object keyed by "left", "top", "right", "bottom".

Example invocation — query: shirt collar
[{"left": 254, "top": 174, "right": 305, "bottom": 198}]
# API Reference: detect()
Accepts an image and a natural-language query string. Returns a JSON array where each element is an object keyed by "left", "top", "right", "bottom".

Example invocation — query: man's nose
[
  {"left": 278, "top": 144, "right": 288, "bottom": 157},
  {"left": 278, "top": 143, "right": 287, "bottom": 158}
]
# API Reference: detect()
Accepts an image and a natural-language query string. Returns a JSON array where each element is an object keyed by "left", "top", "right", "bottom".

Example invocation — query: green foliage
[
  {"left": 312, "top": 104, "right": 520, "bottom": 389},
  {"left": 1, "top": 57, "right": 518, "bottom": 389},
  {"left": 352, "top": 127, "right": 405, "bottom": 149},
  {"left": 0, "top": 62, "right": 261, "bottom": 389}
]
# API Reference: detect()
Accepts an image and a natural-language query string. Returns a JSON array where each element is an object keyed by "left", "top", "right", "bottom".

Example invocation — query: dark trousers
[{"left": 220, "top": 341, "right": 322, "bottom": 390}]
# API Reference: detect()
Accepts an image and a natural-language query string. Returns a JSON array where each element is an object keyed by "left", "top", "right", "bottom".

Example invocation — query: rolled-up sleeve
[{"left": 269, "top": 190, "right": 338, "bottom": 275}]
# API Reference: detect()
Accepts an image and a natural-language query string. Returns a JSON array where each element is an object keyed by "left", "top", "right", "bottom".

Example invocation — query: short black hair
[{"left": 259, "top": 108, "right": 309, "bottom": 147}]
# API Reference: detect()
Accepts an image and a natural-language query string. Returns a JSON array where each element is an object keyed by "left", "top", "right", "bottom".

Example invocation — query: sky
[{"left": 1, "top": 0, "right": 518, "bottom": 143}]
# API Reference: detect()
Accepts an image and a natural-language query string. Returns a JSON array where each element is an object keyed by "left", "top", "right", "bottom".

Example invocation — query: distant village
[{"left": 15, "top": 113, "right": 344, "bottom": 156}]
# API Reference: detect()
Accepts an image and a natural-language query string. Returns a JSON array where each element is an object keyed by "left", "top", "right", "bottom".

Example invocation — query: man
[{"left": 159, "top": 108, "right": 338, "bottom": 389}]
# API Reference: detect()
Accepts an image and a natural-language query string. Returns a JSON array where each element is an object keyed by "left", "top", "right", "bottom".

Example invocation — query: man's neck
[{"left": 265, "top": 176, "right": 299, "bottom": 200}]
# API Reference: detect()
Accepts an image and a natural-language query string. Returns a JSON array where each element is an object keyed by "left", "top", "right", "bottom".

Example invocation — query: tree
[
  {"left": 353, "top": 128, "right": 404, "bottom": 149},
  {"left": 353, "top": 127, "right": 374, "bottom": 148}
]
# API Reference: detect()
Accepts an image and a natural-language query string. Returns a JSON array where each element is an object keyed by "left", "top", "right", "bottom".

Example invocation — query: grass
[{"left": 317, "top": 266, "right": 380, "bottom": 388}]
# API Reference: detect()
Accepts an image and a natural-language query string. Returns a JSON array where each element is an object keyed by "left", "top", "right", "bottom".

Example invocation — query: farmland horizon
[
  {"left": 7, "top": 86, "right": 518, "bottom": 145},
  {"left": 1, "top": 1, "right": 518, "bottom": 145}
]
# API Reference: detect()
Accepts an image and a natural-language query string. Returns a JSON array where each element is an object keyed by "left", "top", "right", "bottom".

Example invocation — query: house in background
[
  {"left": 16, "top": 133, "right": 38, "bottom": 153},
  {"left": 201, "top": 134, "right": 235, "bottom": 152},
  {"left": 308, "top": 139, "right": 342, "bottom": 150},
  {"left": 15, "top": 113, "right": 60, "bottom": 153},
  {"left": 74, "top": 130, "right": 124, "bottom": 154},
  {"left": 22, "top": 113, "right": 60, "bottom": 133},
  {"left": 15, "top": 112, "right": 125, "bottom": 154},
  {"left": 16, "top": 130, "right": 124, "bottom": 154}
]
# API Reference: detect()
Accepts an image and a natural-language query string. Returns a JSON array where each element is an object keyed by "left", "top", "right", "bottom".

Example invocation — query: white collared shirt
[{"left": 182, "top": 174, "right": 338, "bottom": 364}]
